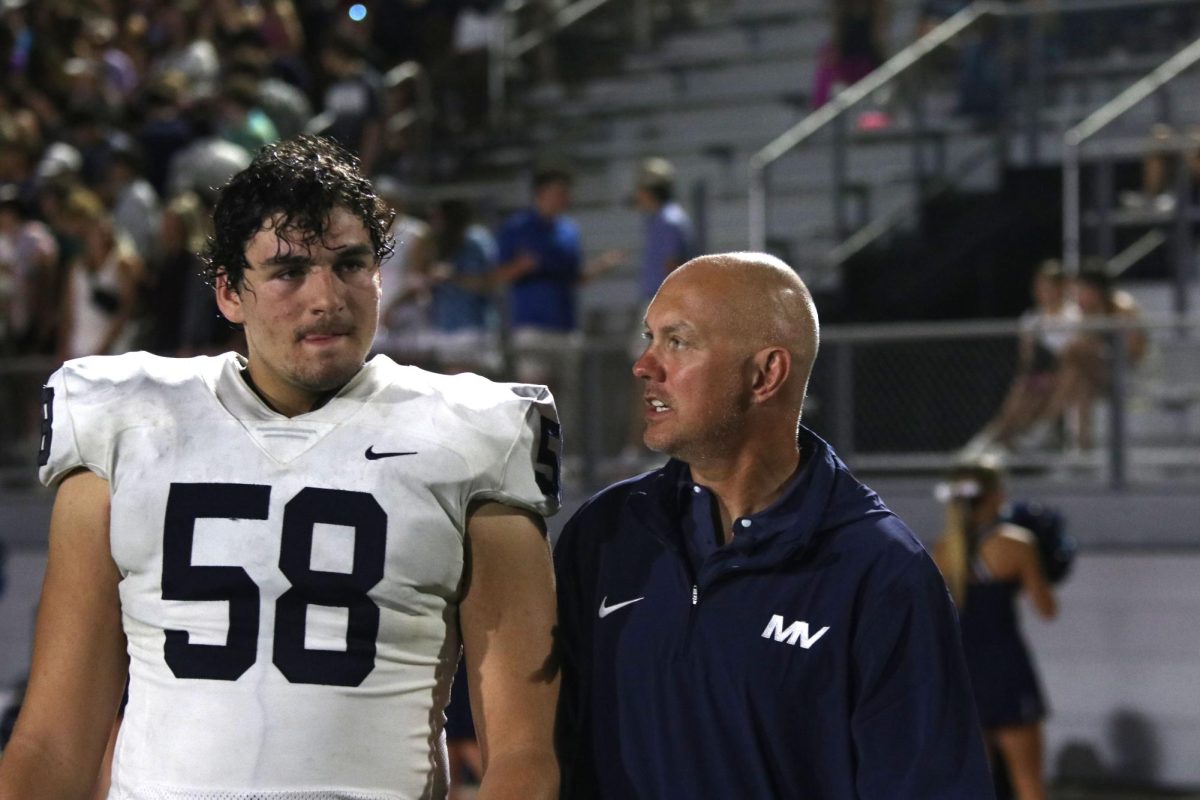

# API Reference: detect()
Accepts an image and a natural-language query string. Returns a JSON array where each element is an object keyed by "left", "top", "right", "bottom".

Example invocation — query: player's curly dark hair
[{"left": 202, "top": 135, "right": 394, "bottom": 289}]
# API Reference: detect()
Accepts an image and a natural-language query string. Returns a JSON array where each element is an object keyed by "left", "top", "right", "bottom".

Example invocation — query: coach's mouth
[{"left": 645, "top": 396, "right": 672, "bottom": 418}]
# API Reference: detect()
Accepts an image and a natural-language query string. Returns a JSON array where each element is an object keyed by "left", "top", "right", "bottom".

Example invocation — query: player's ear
[{"left": 214, "top": 271, "right": 245, "bottom": 324}]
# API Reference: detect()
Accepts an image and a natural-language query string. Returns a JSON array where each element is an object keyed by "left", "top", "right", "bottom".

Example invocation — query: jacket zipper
[{"left": 692, "top": 585, "right": 698, "bottom": 605}]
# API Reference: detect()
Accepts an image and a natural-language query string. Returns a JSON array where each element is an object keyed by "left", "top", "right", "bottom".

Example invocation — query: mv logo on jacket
[{"left": 761, "top": 615, "right": 830, "bottom": 649}]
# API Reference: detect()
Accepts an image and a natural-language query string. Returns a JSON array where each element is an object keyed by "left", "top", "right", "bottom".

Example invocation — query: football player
[{"left": 0, "top": 136, "right": 561, "bottom": 799}]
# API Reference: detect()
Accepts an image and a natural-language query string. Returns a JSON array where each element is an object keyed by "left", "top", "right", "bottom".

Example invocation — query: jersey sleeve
[
  {"left": 468, "top": 383, "right": 562, "bottom": 518},
  {"left": 38, "top": 362, "right": 106, "bottom": 486}
]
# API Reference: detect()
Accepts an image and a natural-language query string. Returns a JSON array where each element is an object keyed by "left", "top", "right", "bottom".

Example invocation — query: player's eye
[{"left": 275, "top": 266, "right": 307, "bottom": 281}]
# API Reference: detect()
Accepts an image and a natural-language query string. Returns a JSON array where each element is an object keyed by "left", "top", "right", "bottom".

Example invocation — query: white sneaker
[{"left": 1153, "top": 193, "right": 1177, "bottom": 214}]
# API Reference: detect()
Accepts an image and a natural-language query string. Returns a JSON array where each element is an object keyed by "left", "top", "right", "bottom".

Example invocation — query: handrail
[
  {"left": 748, "top": 4, "right": 992, "bottom": 174},
  {"left": 1062, "top": 35, "right": 1200, "bottom": 274},
  {"left": 818, "top": 311, "right": 1196, "bottom": 344},
  {"left": 490, "top": 0, "right": 644, "bottom": 125},
  {"left": 1109, "top": 230, "right": 1168, "bottom": 277},
  {"left": 508, "top": 0, "right": 620, "bottom": 59},
  {"left": 748, "top": 2, "right": 993, "bottom": 250},
  {"left": 751, "top": 0, "right": 1200, "bottom": 175},
  {"left": 750, "top": 0, "right": 1200, "bottom": 254},
  {"left": 1065, "top": 38, "right": 1200, "bottom": 147}
]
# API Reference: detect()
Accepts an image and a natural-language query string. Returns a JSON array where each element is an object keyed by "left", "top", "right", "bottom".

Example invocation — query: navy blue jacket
[{"left": 554, "top": 427, "right": 994, "bottom": 799}]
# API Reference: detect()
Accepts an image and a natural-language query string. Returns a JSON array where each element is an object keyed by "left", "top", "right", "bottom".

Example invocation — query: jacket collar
[{"left": 625, "top": 425, "right": 848, "bottom": 567}]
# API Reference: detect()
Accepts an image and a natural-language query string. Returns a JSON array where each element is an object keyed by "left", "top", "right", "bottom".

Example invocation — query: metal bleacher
[{"left": 456, "top": 0, "right": 1200, "bottom": 484}]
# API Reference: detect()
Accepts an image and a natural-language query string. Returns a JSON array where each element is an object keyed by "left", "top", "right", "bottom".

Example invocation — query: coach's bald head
[{"left": 657, "top": 252, "right": 819, "bottom": 412}]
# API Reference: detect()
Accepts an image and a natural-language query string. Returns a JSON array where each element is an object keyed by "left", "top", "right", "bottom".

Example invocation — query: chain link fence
[
  {"left": 571, "top": 313, "right": 1200, "bottom": 488},
  {"left": 2, "top": 315, "right": 1198, "bottom": 489}
]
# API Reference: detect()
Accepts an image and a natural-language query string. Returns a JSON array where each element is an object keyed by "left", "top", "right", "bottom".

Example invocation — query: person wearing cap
[
  {"left": 617, "top": 158, "right": 696, "bottom": 467},
  {"left": 633, "top": 157, "right": 694, "bottom": 311}
]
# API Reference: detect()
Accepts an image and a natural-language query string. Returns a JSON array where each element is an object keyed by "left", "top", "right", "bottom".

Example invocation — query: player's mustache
[{"left": 294, "top": 320, "right": 354, "bottom": 340}]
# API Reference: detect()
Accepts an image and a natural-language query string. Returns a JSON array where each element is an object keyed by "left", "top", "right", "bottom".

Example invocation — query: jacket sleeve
[
  {"left": 553, "top": 512, "right": 598, "bottom": 800},
  {"left": 850, "top": 550, "right": 996, "bottom": 799}
]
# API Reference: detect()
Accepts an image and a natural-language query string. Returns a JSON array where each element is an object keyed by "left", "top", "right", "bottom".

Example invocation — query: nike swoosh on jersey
[
  {"left": 365, "top": 446, "right": 419, "bottom": 460},
  {"left": 598, "top": 595, "right": 645, "bottom": 619}
]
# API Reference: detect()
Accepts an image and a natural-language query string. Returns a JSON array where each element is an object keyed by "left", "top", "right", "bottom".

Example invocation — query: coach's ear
[{"left": 214, "top": 272, "right": 245, "bottom": 325}]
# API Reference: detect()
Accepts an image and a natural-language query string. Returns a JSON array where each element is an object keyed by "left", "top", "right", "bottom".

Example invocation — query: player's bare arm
[
  {"left": 460, "top": 501, "right": 560, "bottom": 800},
  {"left": 0, "top": 470, "right": 128, "bottom": 799}
]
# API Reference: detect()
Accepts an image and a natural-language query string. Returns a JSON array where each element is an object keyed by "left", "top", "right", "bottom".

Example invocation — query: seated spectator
[
  {"left": 0, "top": 106, "right": 39, "bottom": 189},
  {"left": 164, "top": 116, "right": 251, "bottom": 201},
  {"left": 0, "top": 182, "right": 58, "bottom": 354},
  {"left": 1119, "top": 122, "right": 1200, "bottom": 214},
  {"left": 136, "top": 75, "right": 197, "bottom": 197},
  {"left": 1044, "top": 267, "right": 1147, "bottom": 451},
  {"left": 146, "top": 2, "right": 220, "bottom": 100},
  {"left": 79, "top": 16, "right": 140, "bottom": 104},
  {"left": 964, "top": 260, "right": 1080, "bottom": 455},
  {"left": 317, "top": 33, "right": 384, "bottom": 176},
  {"left": 57, "top": 187, "right": 142, "bottom": 360},
  {"left": 372, "top": 175, "right": 434, "bottom": 364},
  {"left": 378, "top": 62, "right": 430, "bottom": 183},
  {"left": 103, "top": 136, "right": 161, "bottom": 266},
  {"left": 426, "top": 197, "right": 500, "bottom": 375},
  {"left": 0, "top": 184, "right": 58, "bottom": 456},
  {"left": 221, "top": 43, "right": 312, "bottom": 140},
  {"left": 147, "top": 186, "right": 234, "bottom": 356},
  {"left": 215, "top": 74, "right": 279, "bottom": 155},
  {"left": 812, "top": 0, "right": 890, "bottom": 109}
]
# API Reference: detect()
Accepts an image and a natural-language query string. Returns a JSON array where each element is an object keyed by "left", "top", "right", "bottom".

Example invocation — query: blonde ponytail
[
  {"left": 934, "top": 459, "right": 1003, "bottom": 611},
  {"left": 941, "top": 498, "right": 971, "bottom": 610}
]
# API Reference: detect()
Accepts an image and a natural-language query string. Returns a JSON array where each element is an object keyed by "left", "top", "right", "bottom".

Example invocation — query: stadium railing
[
  {"left": 748, "top": 0, "right": 1200, "bottom": 290},
  {"left": 3, "top": 314, "right": 1198, "bottom": 490},
  {"left": 1062, "top": 35, "right": 1200, "bottom": 314}
]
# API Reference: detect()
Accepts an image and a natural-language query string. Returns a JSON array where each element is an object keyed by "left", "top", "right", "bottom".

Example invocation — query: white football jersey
[{"left": 39, "top": 352, "right": 562, "bottom": 800}]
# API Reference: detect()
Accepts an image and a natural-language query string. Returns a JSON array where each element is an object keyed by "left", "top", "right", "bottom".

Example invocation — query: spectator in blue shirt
[
  {"left": 618, "top": 157, "right": 695, "bottom": 469},
  {"left": 634, "top": 158, "right": 694, "bottom": 304},
  {"left": 495, "top": 165, "right": 620, "bottom": 442},
  {"left": 555, "top": 252, "right": 994, "bottom": 799},
  {"left": 427, "top": 197, "right": 500, "bottom": 375}
]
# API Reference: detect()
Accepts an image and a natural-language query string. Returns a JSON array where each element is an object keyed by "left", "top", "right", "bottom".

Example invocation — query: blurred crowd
[
  {"left": 0, "top": 0, "right": 516, "bottom": 364},
  {"left": 0, "top": 0, "right": 713, "bottom": 482},
  {"left": 0, "top": 0, "right": 574, "bottom": 476},
  {"left": 0, "top": 0, "right": 1192, "bottom": 476}
]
